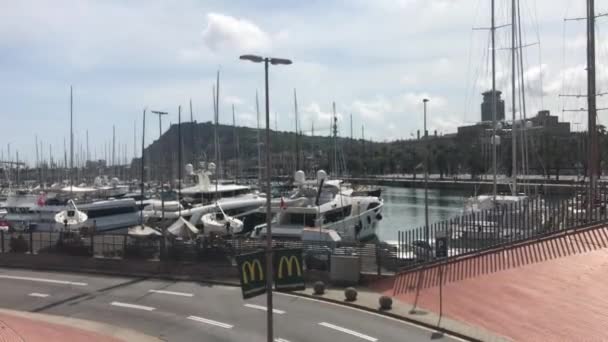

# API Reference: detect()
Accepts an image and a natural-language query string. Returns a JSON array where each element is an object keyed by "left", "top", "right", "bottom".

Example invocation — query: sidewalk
[
  {"left": 0, "top": 309, "right": 160, "bottom": 342},
  {"left": 294, "top": 286, "right": 510, "bottom": 342},
  {"left": 376, "top": 226, "right": 608, "bottom": 341}
]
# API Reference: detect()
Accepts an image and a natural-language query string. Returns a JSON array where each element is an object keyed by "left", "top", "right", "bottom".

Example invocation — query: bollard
[{"left": 1, "top": 231, "right": 4, "bottom": 253}]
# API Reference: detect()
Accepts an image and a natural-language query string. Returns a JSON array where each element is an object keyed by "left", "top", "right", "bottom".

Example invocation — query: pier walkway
[{"left": 372, "top": 224, "right": 608, "bottom": 341}]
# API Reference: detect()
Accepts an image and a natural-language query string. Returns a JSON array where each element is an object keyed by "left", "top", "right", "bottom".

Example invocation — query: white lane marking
[
  {"left": 276, "top": 292, "right": 468, "bottom": 342},
  {"left": 244, "top": 303, "right": 285, "bottom": 314},
  {"left": 110, "top": 301, "right": 155, "bottom": 311},
  {"left": 0, "top": 275, "right": 87, "bottom": 286},
  {"left": 318, "top": 322, "right": 377, "bottom": 342},
  {"left": 187, "top": 315, "right": 233, "bottom": 329},
  {"left": 275, "top": 338, "right": 291, "bottom": 342},
  {"left": 148, "top": 289, "right": 194, "bottom": 297},
  {"left": 28, "top": 293, "right": 49, "bottom": 298}
]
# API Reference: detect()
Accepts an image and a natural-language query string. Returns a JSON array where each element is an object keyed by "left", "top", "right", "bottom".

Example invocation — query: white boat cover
[
  {"left": 128, "top": 225, "right": 161, "bottom": 237},
  {"left": 167, "top": 217, "right": 199, "bottom": 239}
]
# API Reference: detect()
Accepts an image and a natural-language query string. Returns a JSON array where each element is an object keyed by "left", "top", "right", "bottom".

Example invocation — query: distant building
[
  {"left": 528, "top": 110, "right": 570, "bottom": 135},
  {"left": 481, "top": 90, "right": 505, "bottom": 122}
]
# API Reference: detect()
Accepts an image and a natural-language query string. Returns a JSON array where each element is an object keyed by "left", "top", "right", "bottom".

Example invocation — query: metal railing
[
  {"left": 0, "top": 230, "right": 401, "bottom": 275},
  {"left": 397, "top": 183, "right": 608, "bottom": 270}
]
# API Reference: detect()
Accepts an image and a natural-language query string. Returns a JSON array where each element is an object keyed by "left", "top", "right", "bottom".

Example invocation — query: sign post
[
  {"left": 435, "top": 232, "right": 448, "bottom": 259},
  {"left": 435, "top": 230, "right": 449, "bottom": 320},
  {"left": 274, "top": 249, "right": 305, "bottom": 291},
  {"left": 236, "top": 250, "right": 267, "bottom": 299}
]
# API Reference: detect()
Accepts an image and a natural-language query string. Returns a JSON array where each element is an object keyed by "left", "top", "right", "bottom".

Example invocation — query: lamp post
[
  {"left": 239, "top": 54, "right": 292, "bottom": 342},
  {"left": 423, "top": 98, "right": 429, "bottom": 253}
]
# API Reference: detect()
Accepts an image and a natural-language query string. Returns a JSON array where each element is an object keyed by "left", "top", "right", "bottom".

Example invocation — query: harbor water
[{"left": 377, "top": 186, "right": 470, "bottom": 242}]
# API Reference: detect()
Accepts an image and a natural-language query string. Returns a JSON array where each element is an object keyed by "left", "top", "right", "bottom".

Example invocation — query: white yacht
[
  {"left": 181, "top": 162, "right": 253, "bottom": 204},
  {"left": 251, "top": 170, "right": 384, "bottom": 242},
  {"left": 3, "top": 189, "right": 139, "bottom": 233},
  {"left": 144, "top": 162, "right": 266, "bottom": 234}
]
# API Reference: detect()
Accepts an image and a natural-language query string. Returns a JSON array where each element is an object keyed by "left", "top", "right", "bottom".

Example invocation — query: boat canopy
[{"left": 167, "top": 217, "right": 199, "bottom": 239}]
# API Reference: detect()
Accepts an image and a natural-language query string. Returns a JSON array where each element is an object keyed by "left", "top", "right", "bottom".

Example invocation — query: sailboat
[{"left": 459, "top": 0, "right": 544, "bottom": 239}]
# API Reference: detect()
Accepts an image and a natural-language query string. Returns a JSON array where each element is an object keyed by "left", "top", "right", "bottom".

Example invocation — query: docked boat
[
  {"left": 3, "top": 189, "right": 139, "bottom": 233},
  {"left": 251, "top": 170, "right": 384, "bottom": 242},
  {"left": 201, "top": 211, "right": 243, "bottom": 235},
  {"left": 145, "top": 162, "right": 266, "bottom": 234}
]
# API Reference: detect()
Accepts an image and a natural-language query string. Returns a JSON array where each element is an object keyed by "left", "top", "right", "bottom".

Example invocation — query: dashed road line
[
  {"left": 28, "top": 293, "right": 49, "bottom": 298},
  {"left": 244, "top": 303, "right": 286, "bottom": 314},
  {"left": 110, "top": 301, "right": 155, "bottom": 311},
  {"left": 187, "top": 315, "right": 233, "bottom": 329},
  {"left": 148, "top": 289, "right": 194, "bottom": 297},
  {"left": 0, "top": 275, "right": 87, "bottom": 286},
  {"left": 318, "top": 322, "right": 377, "bottom": 341}
]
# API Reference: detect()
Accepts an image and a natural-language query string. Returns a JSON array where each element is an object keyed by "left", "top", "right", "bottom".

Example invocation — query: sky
[{"left": 1, "top": 0, "right": 607, "bottom": 166}]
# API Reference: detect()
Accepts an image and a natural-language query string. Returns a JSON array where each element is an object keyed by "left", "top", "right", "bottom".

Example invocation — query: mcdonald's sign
[
  {"left": 273, "top": 249, "right": 305, "bottom": 291},
  {"left": 236, "top": 250, "right": 266, "bottom": 299}
]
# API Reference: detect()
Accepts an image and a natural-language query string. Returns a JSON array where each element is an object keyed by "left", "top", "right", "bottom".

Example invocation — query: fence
[
  {"left": 0, "top": 230, "right": 401, "bottom": 275},
  {"left": 397, "top": 182, "right": 608, "bottom": 270}
]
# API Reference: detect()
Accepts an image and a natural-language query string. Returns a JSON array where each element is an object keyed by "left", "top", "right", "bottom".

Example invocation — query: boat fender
[{"left": 367, "top": 216, "right": 372, "bottom": 224}]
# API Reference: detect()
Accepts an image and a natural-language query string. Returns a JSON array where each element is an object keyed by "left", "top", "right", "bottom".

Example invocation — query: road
[{"left": 0, "top": 268, "right": 462, "bottom": 342}]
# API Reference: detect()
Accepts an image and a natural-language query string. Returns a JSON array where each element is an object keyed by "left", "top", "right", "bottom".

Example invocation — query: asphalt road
[{"left": 0, "top": 268, "right": 462, "bottom": 342}]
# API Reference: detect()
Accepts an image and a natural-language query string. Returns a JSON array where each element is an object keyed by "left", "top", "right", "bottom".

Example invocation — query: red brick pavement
[
  {"left": 0, "top": 312, "right": 122, "bottom": 342},
  {"left": 373, "top": 227, "right": 608, "bottom": 341}
]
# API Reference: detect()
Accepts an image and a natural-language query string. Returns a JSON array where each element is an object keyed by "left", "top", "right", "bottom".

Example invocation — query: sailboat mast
[
  {"left": 70, "top": 86, "right": 73, "bottom": 195},
  {"left": 140, "top": 109, "right": 146, "bottom": 226},
  {"left": 178, "top": 105, "right": 182, "bottom": 217},
  {"left": 294, "top": 89, "right": 300, "bottom": 172},
  {"left": 215, "top": 70, "right": 221, "bottom": 182},
  {"left": 232, "top": 104, "right": 239, "bottom": 181},
  {"left": 35, "top": 135, "right": 40, "bottom": 184},
  {"left": 511, "top": 0, "right": 517, "bottom": 195},
  {"left": 256, "top": 91, "right": 262, "bottom": 185},
  {"left": 587, "top": 0, "right": 598, "bottom": 212},
  {"left": 491, "top": 0, "right": 497, "bottom": 200},
  {"left": 332, "top": 102, "right": 338, "bottom": 176}
]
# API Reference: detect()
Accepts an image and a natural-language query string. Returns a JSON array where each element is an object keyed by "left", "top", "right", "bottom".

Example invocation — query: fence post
[
  {"left": 90, "top": 220, "right": 96, "bottom": 256},
  {"left": 376, "top": 243, "right": 381, "bottom": 276},
  {"left": 29, "top": 230, "right": 33, "bottom": 254},
  {"left": 123, "top": 234, "right": 127, "bottom": 258}
]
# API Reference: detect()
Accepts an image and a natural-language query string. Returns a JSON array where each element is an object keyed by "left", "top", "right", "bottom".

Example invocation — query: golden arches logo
[
  {"left": 277, "top": 256, "right": 302, "bottom": 279},
  {"left": 241, "top": 260, "right": 264, "bottom": 284}
]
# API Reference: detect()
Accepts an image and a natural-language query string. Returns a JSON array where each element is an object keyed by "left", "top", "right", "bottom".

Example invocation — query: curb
[{"left": 290, "top": 291, "right": 481, "bottom": 342}]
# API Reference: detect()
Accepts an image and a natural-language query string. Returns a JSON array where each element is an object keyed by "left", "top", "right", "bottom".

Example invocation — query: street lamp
[
  {"left": 422, "top": 98, "right": 429, "bottom": 254},
  {"left": 239, "top": 54, "right": 292, "bottom": 342}
]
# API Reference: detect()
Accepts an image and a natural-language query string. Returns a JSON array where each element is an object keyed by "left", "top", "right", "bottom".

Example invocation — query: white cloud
[
  {"left": 202, "top": 13, "right": 271, "bottom": 53},
  {"left": 351, "top": 97, "right": 392, "bottom": 119}
]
